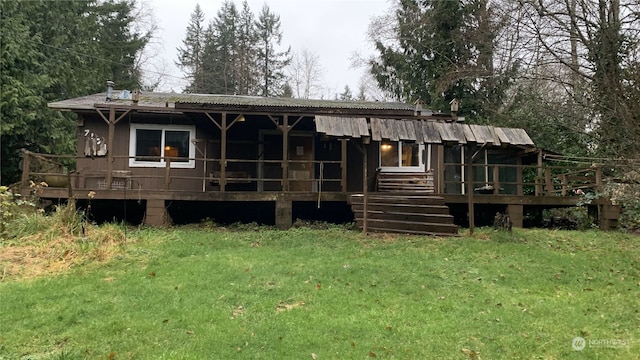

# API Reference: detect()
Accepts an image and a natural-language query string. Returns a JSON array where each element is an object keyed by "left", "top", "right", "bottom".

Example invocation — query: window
[
  {"left": 129, "top": 124, "right": 195, "bottom": 168},
  {"left": 379, "top": 140, "right": 424, "bottom": 171}
]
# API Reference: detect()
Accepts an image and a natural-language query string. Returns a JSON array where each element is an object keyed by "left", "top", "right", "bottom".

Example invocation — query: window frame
[
  {"left": 129, "top": 124, "right": 196, "bottom": 168},
  {"left": 379, "top": 140, "right": 425, "bottom": 172}
]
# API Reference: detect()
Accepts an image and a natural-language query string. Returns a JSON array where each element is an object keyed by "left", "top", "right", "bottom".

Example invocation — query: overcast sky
[{"left": 149, "top": 0, "right": 391, "bottom": 95}]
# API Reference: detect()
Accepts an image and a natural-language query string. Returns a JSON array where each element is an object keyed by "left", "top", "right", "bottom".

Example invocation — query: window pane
[
  {"left": 380, "top": 140, "right": 399, "bottom": 166},
  {"left": 136, "top": 129, "right": 162, "bottom": 162},
  {"left": 165, "top": 130, "right": 190, "bottom": 162},
  {"left": 401, "top": 142, "right": 419, "bottom": 167}
]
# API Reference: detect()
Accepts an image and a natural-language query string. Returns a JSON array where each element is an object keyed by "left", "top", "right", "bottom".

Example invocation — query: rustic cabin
[{"left": 19, "top": 87, "right": 619, "bottom": 235}]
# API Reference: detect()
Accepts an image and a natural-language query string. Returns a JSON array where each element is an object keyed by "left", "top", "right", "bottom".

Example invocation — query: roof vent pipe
[{"left": 106, "top": 80, "right": 114, "bottom": 101}]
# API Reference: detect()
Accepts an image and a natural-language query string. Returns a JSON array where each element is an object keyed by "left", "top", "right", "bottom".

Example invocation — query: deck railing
[
  {"left": 19, "top": 151, "right": 346, "bottom": 193},
  {"left": 442, "top": 162, "right": 603, "bottom": 196},
  {"left": 20, "top": 150, "right": 604, "bottom": 196}
]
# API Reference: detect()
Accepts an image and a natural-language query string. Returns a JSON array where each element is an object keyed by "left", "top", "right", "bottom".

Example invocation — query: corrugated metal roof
[
  {"left": 48, "top": 91, "right": 415, "bottom": 112},
  {"left": 315, "top": 117, "right": 535, "bottom": 147}
]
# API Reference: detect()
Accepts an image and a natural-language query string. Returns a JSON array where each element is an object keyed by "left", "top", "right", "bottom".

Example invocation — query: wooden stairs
[{"left": 349, "top": 193, "right": 458, "bottom": 236}]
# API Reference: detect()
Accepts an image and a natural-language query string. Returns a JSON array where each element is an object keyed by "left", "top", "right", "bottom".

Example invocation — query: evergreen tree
[
  {"left": 255, "top": 4, "right": 291, "bottom": 97},
  {"left": 201, "top": 0, "right": 239, "bottom": 94},
  {"left": 0, "top": 0, "right": 149, "bottom": 184},
  {"left": 369, "top": 0, "right": 506, "bottom": 120},
  {"left": 176, "top": 4, "right": 206, "bottom": 93},
  {"left": 235, "top": 1, "right": 259, "bottom": 95}
]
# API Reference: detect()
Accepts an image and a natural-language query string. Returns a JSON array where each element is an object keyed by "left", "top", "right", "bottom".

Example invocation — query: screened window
[{"left": 129, "top": 124, "right": 195, "bottom": 168}]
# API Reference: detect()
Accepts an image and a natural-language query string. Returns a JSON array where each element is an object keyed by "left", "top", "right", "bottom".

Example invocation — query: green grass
[{"left": 1, "top": 226, "right": 638, "bottom": 359}]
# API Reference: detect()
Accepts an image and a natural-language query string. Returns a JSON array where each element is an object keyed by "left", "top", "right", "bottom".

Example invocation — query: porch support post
[
  {"left": 106, "top": 107, "right": 116, "bottom": 190},
  {"left": 220, "top": 113, "right": 227, "bottom": 191},
  {"left": 275, "top": 194, "right": 292, "bottom": 229},
  {"left": 466, "top": 149, "right": 475, "bottom": 235},
  {"left": 21, "top": 150, "right": 31, "bottom": 189},
  {"left": 341, "top": 139, "right": 348, "bottom": 192},
  {"left": 281, "top": 115, "right": 289, "bottom": 192},
  {"left": 97, "top": 107, "right": 130, "bottom": 190},
  {"left": 536, "top": 148, "right": 543, "bottom": 196},
  {"left": 362, "top": 140, "right": 368, "bottom": 234},
  {"left": 507, "top": 204, "right": 523, "bottom": 228},
  {"left": 145, "top": 199, "right": 167, "bottom": 226}
]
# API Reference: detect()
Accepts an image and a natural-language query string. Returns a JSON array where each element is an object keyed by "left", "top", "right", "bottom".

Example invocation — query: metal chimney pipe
[{"left": 106, "top": 80, "right": 114, "bottom": 101}]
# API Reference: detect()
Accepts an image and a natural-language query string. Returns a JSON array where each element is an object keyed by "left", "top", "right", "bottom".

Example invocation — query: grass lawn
[{"left": 1, "top": 225, "right": 638, "bottom": 359}]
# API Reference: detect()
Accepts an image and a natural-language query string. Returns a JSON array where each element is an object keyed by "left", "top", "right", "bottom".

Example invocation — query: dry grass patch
[{"left": 0, "top": 204, "right": 130, "bottom": 280}]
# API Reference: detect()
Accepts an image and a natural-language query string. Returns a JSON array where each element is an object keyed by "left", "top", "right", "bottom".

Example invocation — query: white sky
[{"left": 148, "top": 0, "right": 392, "bottom": 95}]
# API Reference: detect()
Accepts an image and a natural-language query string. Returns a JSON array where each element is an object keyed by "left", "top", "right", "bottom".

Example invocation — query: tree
[
  {"left": 368, "top": 0, "right": 510, "bottom": 119},
  {"left": 287, "top": 49, "right": 325, "bottom": 98},
  {"left": 255, "top": 4, "right": 291, "bottom": 97},
  {"left": 0, "top": 0, "right": 150, "bottom": 184},
  {"left": 338, "top": 85, "right": 353, "bottom": 101},
  {"left": 510, "top": 0, "right": 640, "bottom": 157},
  {"left": 201, "top": 0, "right": 239, "bottom": 94},
  {"left": 235, "top": 1, "right": 259, "bottom": 95},
  {"left": 176, "top": 4, "right": 206, "bottom": 93}
]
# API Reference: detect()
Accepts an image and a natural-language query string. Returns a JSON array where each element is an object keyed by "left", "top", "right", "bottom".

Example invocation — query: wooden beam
[
  {"left": 341, "top": 139, "right": 348, "bottom": 192},
  {"left": 220, "top": 113, "right": 227, "bottom": 191},
  {"left": 467, "top": 150, "right": 475, "bottom": 235},
  {"left": 281, "top": 115, "right": 289, "bottom": 191},
  {"left": 204, "top": 112, "right": 222, "bottom": 130},
  {"left": 106, "top": 107, "right": 115, "bottom": 190},
  {"left": 21, "top": 150, "right": 30, "bottom": 189},
  {"left": 362, "top": 139, "right": 368, "bottom": 234}
]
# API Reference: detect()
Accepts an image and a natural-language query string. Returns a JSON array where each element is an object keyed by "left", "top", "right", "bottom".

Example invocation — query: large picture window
[{"left": 129, "top": 124, "right": 195, "bottom": 168}]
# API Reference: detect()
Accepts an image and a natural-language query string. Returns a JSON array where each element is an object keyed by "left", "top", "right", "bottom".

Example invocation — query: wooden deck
[{"left": 19, "top": 151, "right": 620, "bottom": 231}]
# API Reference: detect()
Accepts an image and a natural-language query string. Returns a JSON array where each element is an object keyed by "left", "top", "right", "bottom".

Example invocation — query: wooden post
[
  {"left": 437, "top": 147, "right": 445, "bottom": 194},
  {"left": 545, "top": 169, "right": 553, "bottom": 195},
  {"left": 467, "top": 151, "right": 475, "bottom": 235},
  {"left": 341, "top": 139, "right": 348, "bottom": 192},
  {"left": 281, "top": 116, "right": 289, "bottom": 192},
  {"left": 561, "top": 174, "right": 568, "bottom": 196},
  {"left": 492, "top": 166, "right": 500, "bottom": 195},
  {"left": 106, "top": 107, "right": 116, "bottom": 190},
  {"left": 536, "top": 149, "right": 543, "bottom": 196},
  {"left": 220, "top": 113, "right": 227, "bottom": 192},
  {"left": 362, "top": 140, "right": 368, "bottom": 234},
  {"left": 594, "top": 165, "right": 602, "bottom": 192},
  {"left": 21, "top": 150, "right": 30, "bottom": 189},
  {"left": 275, "top": 194, "right": 292, "bottom": 229},
  {"left": 164, "top": 158, "right": 171, "bottom": 190},
  {"left": 507, "top": 204, "right": 523, "bottom": 228}
]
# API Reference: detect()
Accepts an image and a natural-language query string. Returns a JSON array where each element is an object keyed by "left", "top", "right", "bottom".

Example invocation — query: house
[{"left": 19, "top": 88, "right": 619, "bottom": 234}]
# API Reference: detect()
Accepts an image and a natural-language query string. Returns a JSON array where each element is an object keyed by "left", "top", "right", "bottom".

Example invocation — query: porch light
[
  {"left": 381, "top": 144, "right": 393, "bottom": 151},
  {"left": 164, "top": 146, "right": 172, "bottom": 151},
  {"left": 236, "top": 115, "right": 246, "bottom": 122}
]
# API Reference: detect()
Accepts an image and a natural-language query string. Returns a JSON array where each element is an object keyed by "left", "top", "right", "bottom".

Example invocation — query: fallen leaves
[
  {"left": 231, "top": 305, "right": 245, "bottom": 319},
  {"left": 275, "top": 300, "right": 305, "bottom": 313}
]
